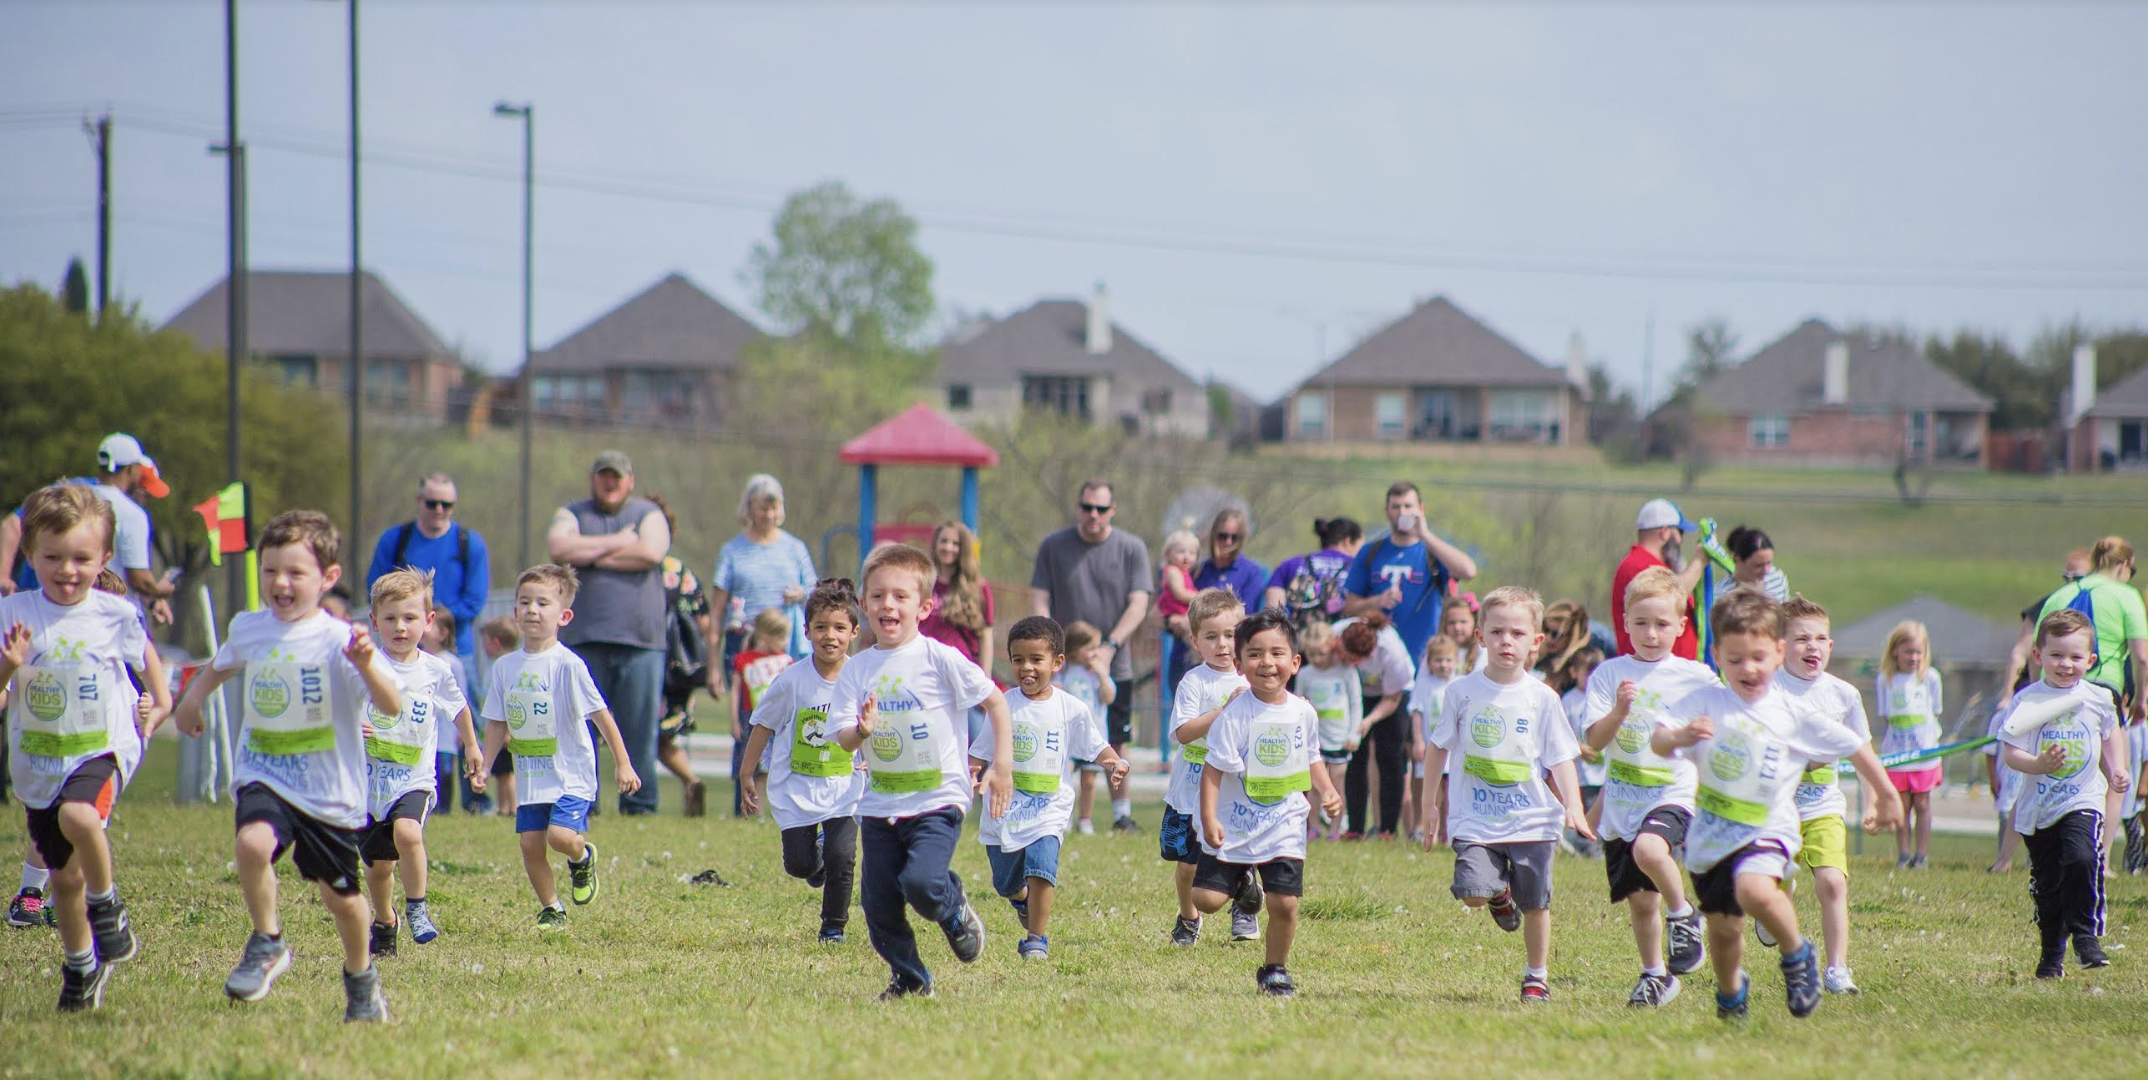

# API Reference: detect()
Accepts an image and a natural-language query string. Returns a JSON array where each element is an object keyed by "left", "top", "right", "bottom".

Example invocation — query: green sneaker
[
  {"left": 569, "top": 842, "right": 599, "bottom": 906},
  {"left": 536, "top": 905, "right": 567, "bottom": 931}
]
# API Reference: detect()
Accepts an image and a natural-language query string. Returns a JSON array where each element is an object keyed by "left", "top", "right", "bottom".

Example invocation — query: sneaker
[
  {"left": 569, "top": 843, "right": 599, "bottom": 905},
  {"left": 1339, "top": 831, "right": 1364, "bottom": 842},
  {"left": 2036, "top": 951, "right": 2065, "bottom": 980},
  {"left": 223, "top": 932, "right": 293, "bottom": 1002},
  {"left": 1487, "top": 889, "right": 1522, "bottom": 933},
  {"left": 1895, "top": 853, "right": 1912, "bottom": 870},
  {"left": 1627, "top": 971, "right": 1682, "bottom": 1007},
  {"left": 87, "top": 896, "right": 138, "bottom": 964},
  {"left": 1076, "top": 819, "right": 1096, "bottom": 835},
  {"left": 2075, "top": 935, "right": 2111, "bottom": 969},
  {"left": 1170, "top": 915, "right": 1201, "bottom": 947},
  {"left": 942, "top": 900, "right": 985, "bottom": 963},
  {"left": 1781, "top": 938, "right": 1822, "bottom": 1018},
  {"left": 1111, "top": 815, "right": 1139, "bottom": 835},
  {"left": 683, "top": 779, "right": 708, "bottom": 818},
  {"left": 1018, "top": 934, "right": 1049, "bottom": 960},
  {"left": 1907, "top": 853, "right": 1929, "bottom": 870},
  {"left": 1752, "top": 918, "right": 1777, "bottom": 948},
  {"left": 408, "top": 905, "right": 440, "bottom": 945},
  {"left": 1823, "top": 966, "right": 1860, "bottom": 995},
  {"left": 58, "top": 960, "right": 112, "bottom": 1012},
  {"left": 818, "top": 927, "right": 846, "bottom": 945},
  {"left": 1716, "top": 973, "right": 1751, "bottom": 1020},
  {"left": 342, "top": 965, "right": 389, "bottom": 1023},
  {"left": 8, "top": 887, "right": 48, "bottom": 928},
  {"left": 878, "top": 978, "right": 932, "bottom": 1001},
  {"left": 1258, "top": 963, "right": 1297, "bottom": 998},
  {"left": 1230, "top": 909, "right": 1261, "bottom": 942},
  {"left": 369, "top": 920, "right": 398, "bottom": 957},
  {"left": 1520, "top": 974, "right": 1551, "bottom": 1004},
  {"left": 1666, "top": 910, "right": 1707, "bottom": 974},
  {"left": 536, "top": 905, "right": 567, "bottom": 931}
]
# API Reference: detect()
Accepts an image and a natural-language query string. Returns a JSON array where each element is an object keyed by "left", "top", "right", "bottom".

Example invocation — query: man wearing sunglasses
[{"left": 366, "top": 472, "right": 492, "bottom": 687}]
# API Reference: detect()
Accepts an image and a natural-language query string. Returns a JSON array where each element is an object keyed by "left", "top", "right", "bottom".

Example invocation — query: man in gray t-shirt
[{"left": 1030, "top": 478, "right": 1151, "bottom": 832}]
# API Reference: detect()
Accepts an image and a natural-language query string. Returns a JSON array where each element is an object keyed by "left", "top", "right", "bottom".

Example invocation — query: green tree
[
  {"left": 1678, "top": 317, "right": 1740, "bottom": 389},
  {"left": 744, "top": 180, "right": 936, "bottom": 352},
  {"left": 1925, "top": 330, "right": 2050, "bottom": 431},
  {"left": 61, "top": 258, "right": 89, "bottom": 315}
]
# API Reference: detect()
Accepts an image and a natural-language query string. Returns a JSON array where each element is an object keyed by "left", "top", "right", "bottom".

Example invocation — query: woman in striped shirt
[{"left": 1722, "top": 524, "right": 1790, "bottom": 601}]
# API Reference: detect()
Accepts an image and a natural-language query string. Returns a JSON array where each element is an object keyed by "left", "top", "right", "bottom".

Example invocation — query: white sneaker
[
  {"left": 1823, "top": 966, "right": 1859, "bottom": 995},
  {"left": 1076, "top": 820, "right": 1096, "bottom": 835}
]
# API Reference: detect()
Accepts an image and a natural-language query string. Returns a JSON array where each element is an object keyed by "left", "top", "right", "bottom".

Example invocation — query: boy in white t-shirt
[
  {"left": 828, "top": 544, "right": 1013, "bottom": 1000},
  {"left": 740, "top": 578, "right": 867, "bottom": 943},
  {"left": 0, "top": 484, "right": 170, "bottom": 1012},
  {"left": 1652, "top": 591, "right": 1897, "bottom": 1021},
  {"left": 360, "top": 570, "right": 481, "bottom": 954},
  {"left": 478, "top": 564, "right": 641, "bottom": 929},
  {"left": 968, "top": 616, "right": 1131, "bottom": 959},
  {"left": 1423, "top": 586, "right": 1592, "bottom": 1004},
  {"left": 1164, "top": 589, "right": 1250, "bottom": 946},
  {"left": 1058, "top": 619, "right": 1117, "bottom": 836},
  {"left": 1580, "top": 567, "right": 1719, "bottom": 1005},
  {"left": 1996, "top": 609, "right": 2129, "bottom": 979},
  {"left": 1294, "top": 619, "right": 1359, "bottom": 842},
  {"left": 171, "top": 510, "right": 403, "bottom": 1021},
  {"left": 1191, "top": 610, "right": 1343, "bottom": 997}
]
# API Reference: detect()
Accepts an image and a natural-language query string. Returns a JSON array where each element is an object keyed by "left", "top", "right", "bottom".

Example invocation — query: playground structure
[{"left": 826, "top": 403, "right": 998, "bottom": 567}]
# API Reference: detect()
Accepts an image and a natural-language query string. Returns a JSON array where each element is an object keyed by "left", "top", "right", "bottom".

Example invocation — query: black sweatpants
[
  {"left": 2026, "top": 809, "right": 2105, "bottom": 955},
  {"left": 1345, "top": 700, "right": 1408, "bottom": 835},
  {"left": 781, "top": 816, "right": 858, "bottom": 934}
]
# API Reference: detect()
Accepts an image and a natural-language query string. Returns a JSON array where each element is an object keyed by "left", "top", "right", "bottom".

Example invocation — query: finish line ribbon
[{"left": 1876, "top": 736, "right": 1995, "bottom": 771}]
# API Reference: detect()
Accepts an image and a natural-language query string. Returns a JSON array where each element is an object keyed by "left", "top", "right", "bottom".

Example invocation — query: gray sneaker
[
  {"left": 343, "top": 964, "right": 389, "bottom": 1023},
  {"left": 1170, "top": 915, "right": 1201, "bottom": 947},
  {"left": 942, "top": 901, "right": 985, "bottom": 963},
  {"left": 88, "top": 896, "right": 138, "bottom": 964},
  {"left": 1230, "top": 868, "right": 1264, "bottom": 941},
  {"left": 1627, "top": 971, "right": 1682, "bottom": 1007},
  {"left": 1666, "top": 911, "right": 1707, "bottom": 975},
  {"left": 1230, "top": 909, "right": 1262, "bottom": 942},
  {"left": 224, "top": 932, "right": 292, "bottom": 1002},
  {"left": 57, "top": 960, "right": 112, "bottom": 1012}
]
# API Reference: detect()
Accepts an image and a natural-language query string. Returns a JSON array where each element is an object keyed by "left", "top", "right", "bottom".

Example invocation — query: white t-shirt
[
  {"left": 1584, "top": 653, "right": 1717, "bottom": 841},
  {"left": 1662, "top": 683, "right": 1867, "bottom": 873},
  {"left": 968, "top": 687, "right": 1106, "bottom": 851},
  {"left": 1200, "top": 690, "right": 1319, "bottom": 864},
  {"left": 751, "top": 658, "right": 865, "bottom": 830},
  {"left": 1562, "top": 687, "right": 1606, "bottom": 787},
  {"left": 1168, "top": 662, "right": 1249, "bottom": 815},
  {"left": 1773, "top": 669, "right": 1866, "bottom": 822},
  {"left": 217, "top": 609, "right": 385, "bottom": 829},
  {"left": 481, "top": 643, "right": 608, "bottom": 807},
  {"left": 364, "top": 650, "right": 466, "bottom": 818},
  {"left": 1876, "top": 670, "right": 1945, "bottom": 772},
  {"left": 1996, "top": 679, "right": 2121, "bottom": 834},
  {"left": 1297, "top": 661, "right": 1362, "bottom": 755},
  {"left": 827, "top": 635, "right": 996, "bottom": 820},
  {"left": 1057, "top": 665, "right": 1106, "bottom": 722},
  {"left": 1435, "top": 671, "right": 1578, "bottom": 845},
  {"left": 1984, "top": 708, "right": 2024, "bottom": 813},
  {"left": 1332, "top": 617, "right": 1415, "bottom": 697},
  {"left": 1, "top": 590, "right": 149, "bottom": 809},
  {"left": 2126, "top": 723, "right": 2147, "bottom": 820},
  {"left": 1410, "top": 670, "right": 1450, "bottom": 749}
]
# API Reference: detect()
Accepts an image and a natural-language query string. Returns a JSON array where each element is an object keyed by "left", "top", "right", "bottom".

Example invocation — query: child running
[
  {"left": 1294, "top": 619, "right": 1360, "bottom": 841},
  {"left": 0, "top": 484, "right": 170, "bottom": 1011},
  {"left": 1190, "top": 609, "right": 1344, "bottom": 996},
  {"left": 967, "top": 616, "right": 1131, "bottom": 959},
  {"left": 1552, "top": 647, "right": 1604, "bottom": 858},
  {"left": 740, "top": 578, "right": 867, "bottom": 943},
  {"left": 1408, "top": 635, "right": 1459, "bottom": 844},
  {"left": 1165, "top": 588, "right": 1251, "bottom": 945},
  {"left": 1581, "top": 567, "right": 1720, "bottom": 1006},
  {"left": 476, "top": 616, "right": 521, "bottom": 814},
  {"left": 1995, "top": 609, "right": 2128, "bottom": 978},
  {"left": 1652, "top": 591, "right": 1897, "bottom": 1020},
  {"left": 733, "top": 608, "right": 795, "bottom": 814},
  {"left": 1059, "top": 619, "right": 1117, "bottom": 836},
  {"left": 1423, "top": 586, "right": 1592, "bottom": 1004},
  {"left": 169, "top": 510, "right": 401, "bottom": 1020},
  {"left": 478, "top": 564, "right": 642, "bottom": 929},
  {"left": 1875, "top": 620, "right": 1943, "bottom": 869},
  {"left": 360, "top": 570, "right": 482, "bottom": 954},
  {"left": 828, "top": 543, "right": 1013, "bottom": 1000}
]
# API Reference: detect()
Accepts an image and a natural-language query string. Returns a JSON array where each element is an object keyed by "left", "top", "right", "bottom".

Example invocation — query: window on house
[
  {"left": 1418, "top": 391, "right": 1456, "bottom": 439},
  {"left": 619, "top": 370, "right": 697, "bottom": 422},
  {"left": 947, "top": 383, "right": 972, "bottom": 409},
  {"left": 1022, "top": 375, "right": 1089, "bottom": 419},
  {"left": 1375, "top": 392, "right": 1406, "bottom": 440},
  {"left": 1749, "top": 414, "right": 1789, "bottom": 448},
  {"left": 1907, "top": 410, "right": 1930, "bottom": 459},
  {"left": 364, "top": 359, "right": 412, "bottom": 406},
  {"left": 1141, "top": 388, "right": 1172, "bottom": 416},
  {"left": 1488, "top": 390, "right": 1551, "bottom": 440},
  {"left": 1296, "top": 391, "right": 1328, "bottom": 439},
  {"left": 267, "top": 354, "right": 319, "bottom": 387}
]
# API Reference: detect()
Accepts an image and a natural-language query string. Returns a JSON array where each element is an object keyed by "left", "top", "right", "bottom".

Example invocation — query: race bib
[
  {"left": 1243, "top": 720, "right": 1312, "bottom": 804},
  {"left": 1694, "top": 718, "right": 1790, "bottom": 826},
  {"left": 243, "top": 662, "right": 335, "bottom": 755},
  {"left": 1460, "top": 704, "right": 1534, "bottom": 785},
  {"left": 1605, "top": 711, "right": 1678, "bottom": 788},
  {"left": 1011, "top": 718, "right": 1066, "bottom": 795},
  {"left": 11, "top": 664, "right": 111, "bottom": 758},
  {"left": 867, "top": 712, "right": 944, "bottom": 794},
  {"left": 365, "top": 697, "right": 433, "bottom": 766},
  {"left": 788, "top": 706, "right": 850, "bottom": 779},
  {"left": 504, "top": 686, "right": 557, "bottom": 757}
]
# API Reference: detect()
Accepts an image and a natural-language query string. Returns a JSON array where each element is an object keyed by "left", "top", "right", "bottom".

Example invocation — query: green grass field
[{"left": 5, "top": 741, "right": 2146, "bottom": 1080}]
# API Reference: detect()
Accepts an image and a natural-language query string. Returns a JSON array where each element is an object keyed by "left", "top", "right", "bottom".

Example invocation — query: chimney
[
  {"left": 1822, "top": 340, "right": 1848, "bottom": 405},
  {"left": 2070, "top": 343, "right": 2096, "bottom": 425},
  {"left": 1085, "top": 281, "right": 1111, "bottom": 355},
  {"left": 1565, "top": 332, "right": 1588, "bottom": 389}
]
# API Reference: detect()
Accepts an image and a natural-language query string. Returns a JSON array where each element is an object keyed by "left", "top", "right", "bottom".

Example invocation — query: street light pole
[
  {"left": 223, "top": 0, "right": 246, "bottom": 623},
  {"left": 494, "top": 102, "right": 534, "bottom": 569},
  {"left": 344, "top": 0, "right": 364, "bottom": 567}
]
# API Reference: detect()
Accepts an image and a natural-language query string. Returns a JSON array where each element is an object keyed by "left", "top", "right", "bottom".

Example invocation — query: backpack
[
  {"left": 2063, "top": 582, "right": 2135, "bottom": 703},
  {"left": 390, "top": 521, "right": 472, "bottom": 581},
  {"left": 1359, "top": 536, "right": 1437, "bottom": 617},
  {"left": 662, "top": 559, "right": 709, "bottom": 696}
]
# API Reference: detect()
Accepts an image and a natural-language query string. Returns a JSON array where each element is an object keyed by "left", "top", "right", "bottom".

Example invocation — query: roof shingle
[
  {"left": 938, "top": 299, "right": 1201, "bottom": 394},
  {"left": 531, "top": 273, "right": 761, "bottom": 374},
  {"left": 1292, "top": 296, "right": 1568, "bottom": 390},
  {"left": 162, "top": 269, "right": 453, "bottom": 359},
  {"left": 1695, "top": 319, "right": 1993, "bottom": 415}
]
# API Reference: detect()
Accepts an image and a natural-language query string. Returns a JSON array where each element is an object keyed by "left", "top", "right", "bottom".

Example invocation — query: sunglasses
[
  {"left": 2062, "top": 571, "right": 2085, "bottom": 582},
  {"left": 1213, "top": 532, "right": 1241, "bottom": 542},
  {"left": 1079, "top": 503, "right": 1113, "bottom": 515},
  {"left": 423, "top": 499, "right": 456, "bottom": 511}
]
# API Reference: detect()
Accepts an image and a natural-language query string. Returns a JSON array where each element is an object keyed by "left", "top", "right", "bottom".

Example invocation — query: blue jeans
[
  {"left": 859, "top": 808, "right": 968, "bottom": 991},
  {"left": 571, "top": 642, "right": 665, "bottom": 815},
  {"left": 986, "top": 836, "right": 1061, "bottom": 895}
]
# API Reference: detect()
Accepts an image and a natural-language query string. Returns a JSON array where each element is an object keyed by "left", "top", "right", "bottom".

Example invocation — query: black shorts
[
  {"left": 1107, "top": 678, "right": 1134, "bottom": 746},
  {"left": 1193, "top": 852, "right": 1304, "bottom": 898},
  {"left": 1159, "top": 806, "right": 1200, "bottom": 865},
  {"left": 24, "top": 756, "right": 120, "bottom": 871},
  {"left": 361, "top": 790, "right": 432, "bottom": 863},
  {"left": 1603, "top": 806, "right": 1692, "bottom": 903},
  {"left": 1693, "top": 841, "right": 1794, "bottom": 917},
  {"left": 490, "top": 749, "right": 515, "bottom": 777},
  {"left": 234, "top": 783, "right": 363, "bottom": 896}
]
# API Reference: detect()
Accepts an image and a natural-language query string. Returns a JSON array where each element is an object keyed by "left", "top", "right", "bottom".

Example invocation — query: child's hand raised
[
  {"left": 343, "top": 623, "right": 376, "bottom": 666},
  {"left": 855, "top": 696, "right": 879, "bottom": 737},
  {"left": 1615, "top": 679, "right": 1638, "bottom": 709},
  {"left": 0, "top": 622, "right": 30, "bottom": 668}
]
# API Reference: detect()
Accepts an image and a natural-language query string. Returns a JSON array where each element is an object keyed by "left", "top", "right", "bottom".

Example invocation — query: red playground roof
[{"left": 839, "top": 403, "right": 1000, "bottom": 468}]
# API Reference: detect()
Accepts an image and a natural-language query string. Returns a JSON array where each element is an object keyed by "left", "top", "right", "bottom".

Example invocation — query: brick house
[
  {"left": 1280, "top": 296, "right": 1586, "bottom": 444},
  {"left": 2061, "top": 347, "right": 2148, "bottom": 472},
  {"left": 938, "top": 286, "right": 1210, "bottom": 438},
  {"left": 1672, "top": 319, "right": 1994, "bottom": 468},
  {"left": 163, "top": 269, "right": 464, "bottom": 421},
  {"left": 524, "top": 273, "right": 762, "bottom": 427}
]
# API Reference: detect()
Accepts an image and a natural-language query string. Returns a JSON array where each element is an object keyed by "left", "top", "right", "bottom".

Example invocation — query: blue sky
[{"left": 3, "top": 1, "right": 2144, "bottom": 404}]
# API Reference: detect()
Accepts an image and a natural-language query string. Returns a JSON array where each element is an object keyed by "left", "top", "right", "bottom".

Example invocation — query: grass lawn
[{"left": 4, "top": 741, "right": 2146, "bottom": 1079}]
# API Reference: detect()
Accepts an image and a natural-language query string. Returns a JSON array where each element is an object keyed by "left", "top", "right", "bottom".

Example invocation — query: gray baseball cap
[{"left": 591, "top": 450, "right": 633, "bottom": 477}]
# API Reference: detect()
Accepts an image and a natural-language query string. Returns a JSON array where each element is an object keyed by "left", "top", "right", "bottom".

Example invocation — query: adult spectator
[
  {"left": 1998, "top": 548, "right": 2094, "bottom": 708},
  {"left": 2036, "top": 536, "right": 2147, "bottom": 721},
  {"left": 365, "top": 473, "right": 490, "bottom": 672},
  {"left": 1333, "top": 613, "right": 1413, "bottom": 837},
  {"left": 1263, "top": 516, "right": 1363, "bottom": 629},
  {"left": 0, "top": 433, "right": 176, "bottom": 623},
  {"left": 1610, "top": 499, "right": 1706, "bottom": 660},
  {"left": 1031, "top": 478, "right": 1151, "bottom": 834},
  {"left": 1720, "top": 524, "right": 1789, "bottom": 601},
  {"left": 1166, "top": 507, "right": 1270, "bottom": 694},
  {"left": 1341, "top": 481, "right": 1478, "bottom": 666},
  {"left": 708, "top": 474, "right": 817, "bottom": 677},
  {"left": 920, "top": 520, "right": 995, "bottom": 675},
  {"left": 547, "top": 451, "right": 671, "bottom": 815}
]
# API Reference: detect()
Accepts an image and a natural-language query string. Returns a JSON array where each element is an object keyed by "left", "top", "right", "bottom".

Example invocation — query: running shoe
[
  {"left": 58, "top": 961, "right": 112, "bottom": 1013},
  {"left": 8, "top": 887, "right": 48, "bottom": 928},
  {"left": 1823, "top": 966, "right": 1860, "bottom": 995},
  {"left": 1076, "top": 819, "right": 1096, "bottom": 836},
  {"left": 224, "top": 932, "right": 292, "bottom": 1002},
  {"left": 1112, "top": 815, "right": 1140, "bottom": 835},
  {"left": 407, "top": 904, "right": 440, "bottom": 945},
  {"left": 1895, "top": 853, "right": 1912, "bottom": 870},
  {"left": 1487, "top": 888, "right": 1522, "bottom": 933},
  {"left": 536, "top": 905, "right": 567, "bottom": 931},
  {"left": 569, "top": 842, "right": 599, "bottom": 905},
  {"left": 1018, "top": 934, "right": 1049, "bottom": 960},
  {"left": 1907, "top": 853, "right": 1928, "bottom": 870},
  {"left": 2036, "top": 950, "right": 2065, "bottom": 980},
  {"left": 2075, "top": 934, "right": 2111, "bottom": 969},
  {"left": 1627, "top": 971, "right": 1681, "bottom": 1007},
  {"left": 1716, "top": 972, "right": 1751, "bottom": 1020},
  {"left": 1781, "top": 938, "right": 1822, "bottom": 1018},
  {"left": 1258, "top": 964, "right": 1297, "bottom": 998},
  {"left": 369, "top": 920, "right": 397, "bottom": 957},
  {"left": 1170, "top": 915, "right": 1201, "bottom": 947},
  {"left": 878, "top": 978, "right": 932, "bottom": 1001},
  {"left": 343, "top": 965, "right": 389, "bottom": 1023},
  {"left": 1753, "top": 918, "right": 1777, "bottom": 948},
  {"left": 818, "top": 927, "right": 846, "bottom": 945},
  {"left": 1666, "top": 910, "right": 1707, "bottom": 974},
  {"left": 942, "top": 900, "right": 985, "bottom": 963},
  {"left": 1520, "top": 974, "right": 1551, "bottom": 1004},
  {"left": 1230, "top": 909, "right": 1262, "bottom": 942},
  {"left": 88, "top": 895, "right": 137, "bottom": 964}
]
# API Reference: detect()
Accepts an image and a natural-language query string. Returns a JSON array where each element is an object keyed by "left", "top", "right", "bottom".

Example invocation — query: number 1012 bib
[{"left": 244, "top": 662, "right": 334, "bottom": 755}]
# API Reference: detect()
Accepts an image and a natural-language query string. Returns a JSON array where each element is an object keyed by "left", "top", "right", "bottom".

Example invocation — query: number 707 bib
[{"left": 11, "top": 665, "right": 112, "bottom": 758}]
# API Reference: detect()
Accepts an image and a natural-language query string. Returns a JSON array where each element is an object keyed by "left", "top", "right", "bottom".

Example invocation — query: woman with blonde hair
[{"left": 919, "top": 520, "right": 996, "bottom": 677}]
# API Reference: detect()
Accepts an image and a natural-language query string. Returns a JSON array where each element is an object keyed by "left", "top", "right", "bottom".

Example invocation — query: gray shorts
[{"left": 1451, "top": 839, "right": 1555, "bottom": 912}]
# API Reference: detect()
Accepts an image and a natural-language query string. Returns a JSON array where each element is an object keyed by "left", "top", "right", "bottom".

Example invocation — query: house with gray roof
[
  {"left": 163, "top": 269, "right": 464, "bottom": 421},
  {"left": 524, "top": 272, "right": 762, "bottom": 427},
  {"left": 1280, "top": 296, "right": 1587, "bottom": 445},
  {"left": 938, "top": 286, "right": 1209, "bottom": 438},
  {"left": 2061, "top": 345, "right": 2148, "bottom": 472},
  {"left": 1673, "top": 318, "right": 1995, "bottom": 468}
]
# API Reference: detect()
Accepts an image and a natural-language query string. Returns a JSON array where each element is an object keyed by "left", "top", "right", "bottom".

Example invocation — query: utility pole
[
  {"left": 82, "top": 113, "right": 110, "bottom": 315},
  {"left": 494, "top": 102, "right": 534, "bottom": 569},
  {"left": 1641, "top": 311, "right": 1655, "bottom": 416},
  {"left": 223, "top": 0, "right": 247, "bottom": 623},
  {"left": 345, "top": 0, "right": 364, "bottom": 570}
]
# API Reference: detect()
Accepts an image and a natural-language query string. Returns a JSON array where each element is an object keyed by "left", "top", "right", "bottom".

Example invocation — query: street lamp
[
  {"left": 494, "top": 101, "right": 533, "bottom": 569},
  {"left": 314, "top": 0, "right": 363, "bottom": 566}
]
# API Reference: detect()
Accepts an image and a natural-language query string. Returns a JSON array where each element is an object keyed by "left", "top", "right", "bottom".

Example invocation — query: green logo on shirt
[
  {"left": 871, "top": 729, "right": 903, "bottom": 762},
  {"left": 1709, "top": 730, "right": 1752, "bottom": 783},
  {"left": 250, "top": 670, "right": 292, "bottom": 719},
  {"left": 1012, "top": 724, "right": 1038, "bottom": 763},
  {"left": 23, "top": 671, "right": 67, "bottom": 722},
  {"left": 1614, "top": 715, "right": 1649, "bottom": 754},
  {"left": 1470, "top": 709, "right": 1505, "bottom": 749},
  {"left": 1254, "top": 728, "right": 1291, "bottom": 768}
]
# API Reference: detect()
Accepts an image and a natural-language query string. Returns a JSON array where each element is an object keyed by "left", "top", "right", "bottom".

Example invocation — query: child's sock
[
  {"left": 406, "top": 896, "right": 426, "bottom": 914},
  {"left": 1524, "top": 966, "right": 1548, "bottom": 981},
  {"left": 20, "top": 862, "right": 49, "bottom": 892},
  {"left": 1111, "top": 798, "right": 1132, "bottom": 819},
  {"left": 1642, "top": 964, "right": 1667, "bottom": 977},
  {"left": 86, "top": 887, "right": 116, "bottom": 908},
  {"left": 571, "top": 845, "right": 593, "bottom": 867},
  {"left": 64, "top": 947, "right": 96, "bottom": 973},
  {"left": 1665, "top": 902, "right": 1693, "bottom": 919}
]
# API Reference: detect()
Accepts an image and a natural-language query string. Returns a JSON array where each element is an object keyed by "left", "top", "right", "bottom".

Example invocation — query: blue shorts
[
  {"left": 1159, "top": 806, "right": 1199, "bottom": 865},
  {"left": 986, "top": 836, "right": 1062, "bottom": 896},
  {"left": 516, "top": 794, "right": 593, "bottom": 835}
]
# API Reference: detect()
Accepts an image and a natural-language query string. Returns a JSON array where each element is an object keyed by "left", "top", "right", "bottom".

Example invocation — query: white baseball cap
[
  {"left": 96, "top": 433, "right": 170, "bottom": 498},
  {"left": 1634, "top": 498, "right": 1695, "bottom": 532}
]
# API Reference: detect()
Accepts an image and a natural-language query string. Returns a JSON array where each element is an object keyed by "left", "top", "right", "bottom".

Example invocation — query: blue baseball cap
[{"left": 1635, "top": 498, "right": 1696, "bottom": 532}]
